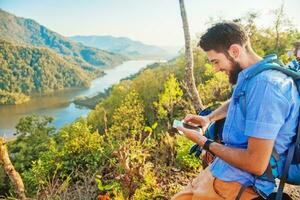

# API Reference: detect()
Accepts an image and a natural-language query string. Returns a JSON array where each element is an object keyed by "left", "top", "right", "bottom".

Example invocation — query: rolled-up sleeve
[{"left": 244, "top": 79, "right": 290, "bottom": 140}]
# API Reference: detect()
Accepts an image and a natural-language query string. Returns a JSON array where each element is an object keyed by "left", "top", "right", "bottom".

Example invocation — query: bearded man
[{"left": 172, "top": 22, "right": 300, "bottom": 200}]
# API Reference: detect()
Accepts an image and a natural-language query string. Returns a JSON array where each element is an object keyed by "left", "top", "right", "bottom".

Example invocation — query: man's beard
[{"left": 228, "top": 61, "right": 242, "bottom": 85}]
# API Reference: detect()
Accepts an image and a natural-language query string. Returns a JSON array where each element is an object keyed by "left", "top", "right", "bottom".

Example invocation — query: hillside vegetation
[{"left": 0, "top": 39, "right": 103, "bottom": 104}]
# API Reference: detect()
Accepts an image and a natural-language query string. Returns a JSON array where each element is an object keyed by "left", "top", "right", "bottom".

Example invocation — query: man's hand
[
  {"left": 183, "top": 114, "right": 211, "bottom": 133},
  {"left": 177, "top": 126, "right": 207, "bottom": 146}
]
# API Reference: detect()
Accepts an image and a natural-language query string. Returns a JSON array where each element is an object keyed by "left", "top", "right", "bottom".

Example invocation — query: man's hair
[{"left": 198, "top": 22, "right": 249, "bottom": 53}]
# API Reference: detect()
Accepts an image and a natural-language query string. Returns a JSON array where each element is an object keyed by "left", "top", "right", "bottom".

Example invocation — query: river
[{"left": 0, "top": 60, "right": 157, "bottom": 138}]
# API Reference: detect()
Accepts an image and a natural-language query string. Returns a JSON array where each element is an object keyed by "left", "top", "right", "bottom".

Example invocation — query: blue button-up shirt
[{"left": 210, "top": 55, "right": 300, "bottom": 196}]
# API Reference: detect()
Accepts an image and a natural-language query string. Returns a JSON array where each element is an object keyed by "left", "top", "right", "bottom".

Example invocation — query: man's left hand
[{"left": 177, "top": 126, "right": 207, "bottom": 146}]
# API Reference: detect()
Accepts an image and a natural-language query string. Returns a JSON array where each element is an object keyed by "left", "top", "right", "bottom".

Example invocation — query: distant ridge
[
  {"left": 0, "top": 9, "right": 126, "bottom": 68},
  {"left": 70, "top": 35, "right": 178, "bottom": 59}
]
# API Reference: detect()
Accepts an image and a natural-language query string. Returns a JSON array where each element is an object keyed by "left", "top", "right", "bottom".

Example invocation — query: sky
[{"left": 0, "top": 0, "right": 299, "bottom": 47}]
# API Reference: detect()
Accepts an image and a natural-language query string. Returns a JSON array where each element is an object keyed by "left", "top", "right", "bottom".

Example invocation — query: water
[{"left": 0, "top": 60, "right": 157, "bottom": 138}]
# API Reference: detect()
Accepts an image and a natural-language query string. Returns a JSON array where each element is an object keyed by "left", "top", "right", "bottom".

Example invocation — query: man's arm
[
  {"left": 207, "top": 99, "right": 230, "bottom": 122},
  {"left": 208, "top": 137, "right": 274, "bottom": 175},
  {"left": 179, "top": 128, "right": 274, "bottom": 176}
]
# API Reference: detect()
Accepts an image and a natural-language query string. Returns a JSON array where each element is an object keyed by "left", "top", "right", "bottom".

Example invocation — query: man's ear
[{"left": 228, "top": 44, "right": 241, "bottom": 60}]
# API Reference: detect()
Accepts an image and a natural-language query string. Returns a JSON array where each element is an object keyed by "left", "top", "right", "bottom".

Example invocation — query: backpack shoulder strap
[
  {"left": 239, "top": 60, "right": 300, "bottom": 117},
  {"left": 275, "top": 124, "right": 300, "bottom": 200},
  {"left": 238, "top": 62, "right": 282, "bottom": 118}
]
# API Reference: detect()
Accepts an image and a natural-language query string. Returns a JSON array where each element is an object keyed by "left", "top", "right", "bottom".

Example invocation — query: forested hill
[
  {"left": 0, "top": 9, "right": 126, "bottom": 68},
  {"left": 69, "top": 35, "right": 176, "bottom": 59},
  {"left": 0, "top": 39, "right": 102, "bottom": 104}
]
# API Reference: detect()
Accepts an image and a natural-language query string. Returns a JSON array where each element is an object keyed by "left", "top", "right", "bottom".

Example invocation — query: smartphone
[{"left": 172, "top": 119, "right": 201, "bottom": 132}]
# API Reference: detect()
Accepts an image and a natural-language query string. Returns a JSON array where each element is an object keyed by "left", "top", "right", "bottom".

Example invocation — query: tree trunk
[
  {"left": 274, "top": 3, "right": 284, "bottom": 53},
  {"left": 0, "top": 137, "right": 26, "bottom": 200},
  {"left": 179, "top": 0, "right": 204, "bottom": 112}
]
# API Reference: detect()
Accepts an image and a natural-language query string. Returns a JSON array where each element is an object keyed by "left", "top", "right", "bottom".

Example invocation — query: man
[{"left": 172, "top": 22, "right": 300, "bottom": 199}]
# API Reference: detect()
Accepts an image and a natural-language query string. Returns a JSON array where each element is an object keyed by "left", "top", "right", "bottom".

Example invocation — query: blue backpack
[{"left": 237, "top": 55, "right": 300, "bottom": 200}]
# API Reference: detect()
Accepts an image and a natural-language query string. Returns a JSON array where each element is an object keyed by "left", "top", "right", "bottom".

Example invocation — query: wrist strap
[{"left": 203, "top": 139, "right": 214, "bottom": 152}]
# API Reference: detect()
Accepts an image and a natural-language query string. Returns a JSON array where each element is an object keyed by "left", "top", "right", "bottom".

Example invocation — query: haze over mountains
[{"left": 70, "top": 35, "right": 178, "bottom": 59}]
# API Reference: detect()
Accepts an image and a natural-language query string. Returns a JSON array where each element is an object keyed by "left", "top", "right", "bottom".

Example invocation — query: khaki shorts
[{"left": 171, "top": 167, "right": 259, "bottom": 200}]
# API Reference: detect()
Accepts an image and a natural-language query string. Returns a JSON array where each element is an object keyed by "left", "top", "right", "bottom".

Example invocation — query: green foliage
[
  {"left": 19, "top": 118, "right": 105, "bottom": 195},
  {"left": 109, "top": 90, "right": 145, "bottom": 142},
  {"left": 155, "top": 132, "right": 177, "bottom": 166},
  {"left": 87, "top": 80, "right": 132, "bottom": 133},
  {"left": 87, "top": 63, "right": 179, "bottom": 134},
  {"left": 233, "top": 10, "right": 300, "bottom": 57},
  {"left": 175, "top": 135, "right": 201, "bottom": 170},
  {"left": 107, "top": 138, "right": 161, "bottom": 199},
  {"left": 280, "top": 53, "right": 295, "bottom": 64},
  {"left": 131, "top": 67, "right": 174, "bottom": 125},
  {"left": 9, "top": 115, "right": 55, "bottom": 172},
  {"left": 0, "top": 168, "right": 11, "bottom": 196},
  {"left": 2, "top": 115, "right": 55, "bottom": 195},
  {"left": 0, "top": 89, "right": 30, "bottom": 104},
  {"left": 0, "top": 39, "right": 97, "bottom": 104},
  {"left": 154, "top": 74, "right": 183, "bottom": 125},
  {"left": 197, "top": 64, "right": 231, "bottom": 106},
  {"left": 57, "top": 119, "right": 105, "bottom": 172},
  {"left": 96, "top": 177, "right": 120, "bottom": 192},
  {"left": 132, "top": 163, "right": 163, "bottom": 200}
]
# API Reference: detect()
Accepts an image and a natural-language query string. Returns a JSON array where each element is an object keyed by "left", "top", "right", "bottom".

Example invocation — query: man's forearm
[
  {"left": 209, "top": 142, "right": 259, "bottom": 175},
  {"left": 194, "top": 135, "right": 273, "bottom": 176},
  {"left": 207, "top": 100, "right": 230, "bottom": 122},
  {"left": 180, "top": 126, "right": 273, "bottom": 176}
]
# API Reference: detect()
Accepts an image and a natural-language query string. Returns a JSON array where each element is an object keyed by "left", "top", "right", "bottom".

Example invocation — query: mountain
[
  {"left": 69, "top": 35, "right": 178, "bottom": 59},
  {"left": 0, "top": 39, "right": 103, "bottom": 104},
  {"left": 0, "top": 9, "right": 126, "bottom": 68}
]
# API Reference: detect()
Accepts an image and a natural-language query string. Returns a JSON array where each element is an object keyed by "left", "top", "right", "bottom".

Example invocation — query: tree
[
  {"left": 197, "top": 64, "right": 231, "bottom": 106},
  {"left": 154, "top": 74, "right": 183, "bottom": 128},
  {"left": 179, "top": 0, "right": 204, "bottom": 112},
  {"left": 109, "top": 90, "right": 145, "bottom": 142},
  {"left": 0, "top": 137, "right": 26, "bottom": 200},
  {"left": 274, "top": 3, "right": 285, "bottom": 53},
  {"left": 9, "top": 115, "right": 55, "bottom": 172}
]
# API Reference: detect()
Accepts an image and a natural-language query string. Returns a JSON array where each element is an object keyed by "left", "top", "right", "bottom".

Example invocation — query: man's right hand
[{"left": 183, "top": 114, "right": 211, "bottom": 133}]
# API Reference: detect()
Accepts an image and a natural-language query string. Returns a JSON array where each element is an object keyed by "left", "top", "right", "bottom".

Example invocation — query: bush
[
  {"left": 175, "top": 135, "right": 201, "bottom": 170},
  {"left": 22, "top": 118, "right": 105, "bottom": 195}
]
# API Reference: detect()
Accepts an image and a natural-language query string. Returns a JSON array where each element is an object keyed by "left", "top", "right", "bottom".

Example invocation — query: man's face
[{"left": 206, "top": 50, "right": 242, "bottom": 84}]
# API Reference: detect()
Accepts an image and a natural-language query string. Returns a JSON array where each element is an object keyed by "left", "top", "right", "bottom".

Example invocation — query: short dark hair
[{"left": 198, "top": 22, "right": 249, "bottom": 53}]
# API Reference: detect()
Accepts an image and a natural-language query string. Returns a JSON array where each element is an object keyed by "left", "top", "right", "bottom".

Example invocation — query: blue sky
[{"left": 0, "top": 0, "right": 299, "bottom": 47}]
